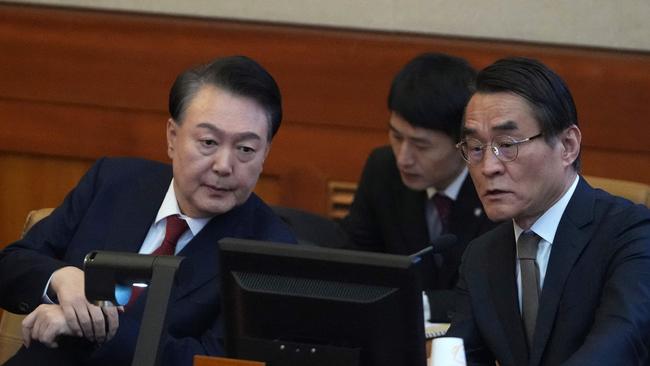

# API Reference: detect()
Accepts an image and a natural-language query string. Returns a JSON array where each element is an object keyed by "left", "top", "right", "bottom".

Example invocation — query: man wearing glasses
[{"left": 446, "top": 57, "right": 650, "bottom": 365}]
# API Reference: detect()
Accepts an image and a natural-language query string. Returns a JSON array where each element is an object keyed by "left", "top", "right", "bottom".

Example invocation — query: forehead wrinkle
[{"left": 462, "top": 120, "right": 519, "bottom": 140}]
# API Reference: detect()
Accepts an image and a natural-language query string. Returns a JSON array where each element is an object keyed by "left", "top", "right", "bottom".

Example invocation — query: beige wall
[{"left": 7, "top": 0, "right": 650, "bottom": 51}]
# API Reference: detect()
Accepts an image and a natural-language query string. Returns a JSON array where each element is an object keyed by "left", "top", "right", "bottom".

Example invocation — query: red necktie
[
  {"left": 151, "top": 215, "right": 189, "bottom": 256},
  {"left": 432, "top": 193, "right": 453, "bottom": 233},
  {"left": 125, "top": 215, "right": 188, "bottom": 308}
]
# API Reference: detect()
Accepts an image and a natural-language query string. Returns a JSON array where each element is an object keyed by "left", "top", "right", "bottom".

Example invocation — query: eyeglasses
[{"left": 455, "top": 133, "right": 543, "bottom": 165}]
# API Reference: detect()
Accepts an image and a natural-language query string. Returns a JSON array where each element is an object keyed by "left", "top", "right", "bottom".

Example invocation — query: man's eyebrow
[
  {"left": 492, "top": 120, "right": 519, "bottom": 132},
  {"left": 462, "top": 120, "right": 519, "bottom": 137},
  {"left": 197, "top": 122, "right": 221, "bottom": 133},
  {"left": 388, "top": 123, "right": 432, "bottom": 145},
  {"left": 409, "top": 136, "right": 433, "bottom": 145},
  {"left": 233, "top": 131, "right": 262, "bottom": 142},
  {"left": 196, "top": 123, "right": 262, "bottom": 142}
]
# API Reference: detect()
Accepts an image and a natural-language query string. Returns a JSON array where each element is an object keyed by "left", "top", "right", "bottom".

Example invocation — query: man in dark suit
[
  {"left": 341, "top": 53, "right": 496, "bottom": 321},
  {"left": 447, "top": 57, "right": 650, "bottom": 365},
  {"left": 0, "top": 55, "right": 296, "bottom": 366}
]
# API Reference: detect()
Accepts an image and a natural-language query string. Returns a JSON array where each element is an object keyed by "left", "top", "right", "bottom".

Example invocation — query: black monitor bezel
[{"left": 218, "top": 238, "right": 428, "bottom": 366}]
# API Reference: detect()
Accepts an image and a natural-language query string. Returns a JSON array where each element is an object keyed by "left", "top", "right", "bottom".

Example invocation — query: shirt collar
[
  {"left": 513, "top": 175, "right": 580, "bottom": 244},
  {"left": 155, "top": 179, "right": 213, "bottom": 236},
  {"left": 426, "top": 167, "right": 468, "bottom": 201}
]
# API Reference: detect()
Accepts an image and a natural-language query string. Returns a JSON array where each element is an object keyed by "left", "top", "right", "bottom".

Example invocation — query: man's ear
[
  {"left": 561, "top": 124, "right": 581, "bottom": 167},
  {"left": 167, "top": 118, "right": 178, "bottom": 159}
]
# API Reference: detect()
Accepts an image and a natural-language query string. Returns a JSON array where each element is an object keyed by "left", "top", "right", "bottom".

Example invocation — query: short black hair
[
  {"left": 169, "top": 55, "right": 282, "bottom": 140},
  {"left": 472, "top": 57, "right": 580, "bottom": 170},
  {"left": 388, "top": 53, "right": 476, "bottom": 142}
]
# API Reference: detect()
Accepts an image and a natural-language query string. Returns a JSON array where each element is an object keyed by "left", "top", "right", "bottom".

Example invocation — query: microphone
[
  {"left": 409, "top": 234, "right": 458, "bottom": 259},
  {"left": 410, "top": 234, "right": 458, "bottom": 290}
]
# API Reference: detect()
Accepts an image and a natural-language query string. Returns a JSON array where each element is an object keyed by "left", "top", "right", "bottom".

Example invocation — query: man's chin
[
  {"left": 206, "top": 202, "right": 237, "bottom": 216},
  {"left": 187, "top": 199, "right": 237, "bottom": 218},
  {"left": 400, "top": 176, "right": 427, "bottom": 191},
  {"left": 483, "top": 206, "right": 516, "bottom": 222}
]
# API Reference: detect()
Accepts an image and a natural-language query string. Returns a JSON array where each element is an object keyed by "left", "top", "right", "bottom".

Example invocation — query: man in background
[
  {"left": 340, "top": 53, "right": 496, "bottom": 321},
  {"left": 447, "top": 57, "right": 650, "bottom": 365},
  {"left": 0, "top": 55, "right": 296, "bottom": 366}
]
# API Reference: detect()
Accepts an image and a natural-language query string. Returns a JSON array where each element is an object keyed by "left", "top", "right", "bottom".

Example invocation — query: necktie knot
[
  {"left": 157, "top": 215, "right": 188, "bottom": 256},
  {"left": 517, "top": 231, "right": 540, "bottom": 260}
]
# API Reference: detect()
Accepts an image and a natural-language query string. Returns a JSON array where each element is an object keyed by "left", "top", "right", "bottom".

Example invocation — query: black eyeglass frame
[{"left": 455, "top": 133, "right": 543, "bottom": 165}]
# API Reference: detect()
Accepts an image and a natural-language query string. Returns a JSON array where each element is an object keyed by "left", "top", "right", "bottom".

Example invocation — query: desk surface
[{"left": 426, "top": 322, "right": 451, "bottom": 339}]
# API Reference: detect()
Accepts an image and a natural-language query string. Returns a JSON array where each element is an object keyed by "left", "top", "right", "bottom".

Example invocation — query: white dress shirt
[
  {"left": 425, "top": 167, "right": 468, "bottom": 201},
  {"left": 43, "top": 179, "right": 212, "bottom": 301},
  {"left": 514, "top": 175, "right": 579, "bottom": 310},
  {"left": 422, "top": 167, "right": 468, "bottom": 322},
  {"left": 138, "top": 179, "right": 212, "bottom": 254},
  {"left": 424, "top": 167, "right": 469, "bottom": 239}
]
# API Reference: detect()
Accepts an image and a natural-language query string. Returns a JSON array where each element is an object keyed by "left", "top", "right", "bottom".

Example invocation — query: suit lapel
[
  {"left": 396, "top": 186, "right": 429, "bottom": 254},
  {"left": 488, "top": 223, "right": 530, "bottom": 366},
  {"left": 171, "top": 197, "right": 256, "bottom": 301},
  {"left": 170, "top": 218, "right": 222, "bottom": 301},
  {"left": 530, "top": 178, "right": 595, "bottom": 366},
  {"left": 103, "top": 166, "right": 171, "bottom": 253}
]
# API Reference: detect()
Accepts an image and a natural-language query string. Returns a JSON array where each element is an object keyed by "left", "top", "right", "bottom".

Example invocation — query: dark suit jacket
[
  {"left": 340, "top": 146, "right": 496, "bottom": 320},
  {"left": 446, "top": 177, "right": 650, "bottom": 366},
  {"left": 0, "top": 157, "right": 296, "bottom": 366}
]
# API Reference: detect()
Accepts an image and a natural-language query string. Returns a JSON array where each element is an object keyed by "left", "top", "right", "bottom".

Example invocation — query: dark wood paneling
[
  {"left": 0, "top": 154, "right": 93, "bottom": 246},
  {"left": 0, "top": 4, "right": 649, "bottom": 248},
  {"left": 3, "top": 4, "right": 650, "bottom": 148}
]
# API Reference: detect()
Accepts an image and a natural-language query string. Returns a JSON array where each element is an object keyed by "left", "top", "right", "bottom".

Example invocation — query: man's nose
[
  {"left": 480, "top": 146, "right": 504, "bottom": 176},
  {"left": 396, "top": 143, "right": 415, "bottom": 167},
  {"left": 212, "top": 148, "right": 234, "bottom": 176}
]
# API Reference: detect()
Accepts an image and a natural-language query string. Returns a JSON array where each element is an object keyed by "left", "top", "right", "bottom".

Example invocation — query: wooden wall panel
[
  {"left": 1, "top": 3, "right": 650, "bottom": 247},
  {"left": 0, "top": 99, "right": 168, "bottom": 160},
  {"left": 0, "top": 154, "right": 92, "bottom": 245}
]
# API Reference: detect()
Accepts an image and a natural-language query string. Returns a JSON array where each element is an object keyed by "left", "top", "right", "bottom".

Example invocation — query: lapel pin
[{"left": 473, "top": 208, "right": 482, "bottom": 217}]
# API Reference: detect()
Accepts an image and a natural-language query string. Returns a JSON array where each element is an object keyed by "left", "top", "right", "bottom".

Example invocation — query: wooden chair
[
  {"left": 0, "top": 208, "right": 54, "bottom": 364},
  {"left": 584, "top": 175, "right": 650, "bottom": 207}
]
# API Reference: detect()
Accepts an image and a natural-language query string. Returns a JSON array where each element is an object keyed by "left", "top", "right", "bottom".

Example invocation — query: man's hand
[
  {"left": 22, "top": 304, "right": 73, "bottom": 348},
  {"left": 49, "top": 266, "right": 119, "bottom": 343}
]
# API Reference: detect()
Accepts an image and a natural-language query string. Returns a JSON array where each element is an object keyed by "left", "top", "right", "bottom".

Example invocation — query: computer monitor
[{"left": 218, "top": 238, "right": 430, "bottom": 366}]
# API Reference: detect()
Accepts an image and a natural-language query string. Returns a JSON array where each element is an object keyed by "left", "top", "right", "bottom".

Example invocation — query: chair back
[
  {"left": 0, "top": 208, "right": 54, "bottom": 363},
  {"left": 272, "top": 206, "right": 348, "bottom": 247},
  {"left": 584, "top": 175, "right": 650, "bottom": 207}
]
